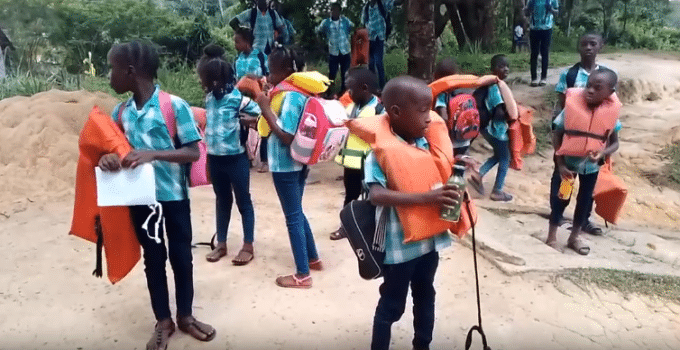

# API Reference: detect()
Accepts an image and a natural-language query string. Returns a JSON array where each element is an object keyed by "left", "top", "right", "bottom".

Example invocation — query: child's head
[
  {"left": 584, "top": 67, "right": 617, "bottom": 107},
  {"left": 197, "top": 44, "right": 235, "bottom": 100},
  {"left": 490, "top": 54, "right": 509, "bottom": 80},
  {"left": 433, "top": 57, "right": 459, "bottom": 80},
  {"left": 330, "top": 3, "right": 341, "bottom": 20},
  {"left": 234, "top": 27, "right": 254, "bottom": 53},
  {"left": 255, "top": 0, "right": 267, "bottom": 11},
  {"left": 345, "top": 67, "right": 378, "bottom": 106},
  {"left": 107, "top": 41, "right": 160, "bottom": 94},
  {"left": 578, "top": 32, "right": 604, "bottom": 61},
  {"left": 382, "top": 76, "right": 433, "bottom": 141},
  {"left": 267, "top": 46, "right": 305, "bottom": 86}
]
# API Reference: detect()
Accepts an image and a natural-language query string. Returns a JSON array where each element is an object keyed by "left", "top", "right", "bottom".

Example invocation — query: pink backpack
[
  {"left": 270, "top": 82, "right": 349, "bottom": 165},
  {"left": 117, "top": 91, "right": 210, "bottom": 187}
]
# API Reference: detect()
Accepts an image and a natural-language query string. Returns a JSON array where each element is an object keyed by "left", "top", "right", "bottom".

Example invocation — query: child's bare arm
[
  {"left": 122, "top": 142, "right": 200, "bottom": 169},
  {"left": 556, "top": 93, "right": 566, "bottom": 114},
  {"left": 589, "top": 131, "right": 620, "bottom": 163},
  {"left": 368, "top": 184, "right": 461, "bottom": 208},
  {"left": 255, "top": 93, "right": 295, "bottom": 145}
]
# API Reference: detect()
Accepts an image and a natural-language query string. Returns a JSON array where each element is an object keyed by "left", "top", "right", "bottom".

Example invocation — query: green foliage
[{"left": 157, "top": 64, "right": 205, "bottom": 107}]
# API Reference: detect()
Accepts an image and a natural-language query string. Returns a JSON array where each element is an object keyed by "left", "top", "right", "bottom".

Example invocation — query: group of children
[{"left": 95, "top": 25, "right": 620, "bottom": 349}]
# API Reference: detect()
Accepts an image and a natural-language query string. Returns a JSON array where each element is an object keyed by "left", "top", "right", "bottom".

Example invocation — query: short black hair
[
  {"left": 347, "top": 67, "right": 378, "bottom": 92},
  {"left": 197, "top": 44, "right": 235, "bottom": 99},
  {"left": 580, "top": 31, "right": 603, "bottom": 41},
  {"left": 434, "top": 57, "right": 458, "bottom": 80},
  {"left": 110, "top": 40, "right": 160, "bottom": 79},
  {"left": 235, "top": 27, "right": 255, "bottom": 46},
  {"left": 269, "top": 46, "right": 305, "bottom": 74},
  {"left": 330, "top": 2, "right": 342, "bottom": 10},
  {"left": 592, "top": 67, "right": 618, "bottom": 89},
  {"left": 490, "top": 54, "right": 507, "bottom": 69}
]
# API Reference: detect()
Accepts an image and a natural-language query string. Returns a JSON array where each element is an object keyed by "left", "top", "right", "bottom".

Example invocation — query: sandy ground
[{"left": 1, "top": 53, "right": 680, "bottom": 349}]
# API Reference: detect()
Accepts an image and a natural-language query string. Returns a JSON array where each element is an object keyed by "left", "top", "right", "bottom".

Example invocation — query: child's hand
[
  {"left": 558, "top": 164, "right": 575, "bottom": 181},
  {"left": 587, "top": 151, "right": 603, "bottom": 163},
  {"left": 255, "top": 92, "right": 271, "bottom": 109},
  {"left": 122, "top": 150, "right": 156, "bottom": 169},
  {"left": 98, "top": 153, "right": 121, "bottom": 172},
  {"left": 425, "top": 184, "right": 462, "bottom": 207}
]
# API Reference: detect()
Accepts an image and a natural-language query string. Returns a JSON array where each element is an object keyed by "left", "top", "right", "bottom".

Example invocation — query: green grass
[{"left": 559, "top": 268, "right": 680, "bottom": 302}]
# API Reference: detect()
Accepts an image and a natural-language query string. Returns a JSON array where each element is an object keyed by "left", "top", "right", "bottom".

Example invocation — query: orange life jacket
[
  {"left": 508, "top": 104, "right": 537, "bottom": 171},
  {"left": 556, "top": 88, "right": 621, "bottom": 157},
  {"left": 339, "top": 91, "right": 353, "bottom": 107},
  {"left": 70, "top": 106, "right": 140, "bottom": 284},
  {"left": 593, "top": 157, "right": 627, "bottom": 224},
  {"left": 428, "top": 75, "right": 519, "bottom": 121},
  {"left": 347, "top": 112, "right": 477, "bottom": 242}
]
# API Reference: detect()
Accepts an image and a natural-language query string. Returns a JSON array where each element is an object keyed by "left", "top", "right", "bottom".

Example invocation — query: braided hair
[
  {"left": 109, "top": 40, "right": 160, "bottom": 79},
  {"left": 197, "top": 44, "right": 235, "bottom": 100},
  {"left": 268, "top": 45, "right": 305, "bottom": 76}
]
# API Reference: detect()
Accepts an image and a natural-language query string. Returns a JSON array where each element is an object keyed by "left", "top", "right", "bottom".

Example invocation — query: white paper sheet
[{"left": 95, "top": 163, "right": 156, "bottom": 207}]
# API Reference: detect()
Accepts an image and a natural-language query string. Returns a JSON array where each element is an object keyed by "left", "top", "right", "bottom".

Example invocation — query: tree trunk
[
  {"left": 407, "top": 0, "right": 436, "bottom": 81},
  {"left": 445, "top": 0, "right": 496, "bottom": 50}
]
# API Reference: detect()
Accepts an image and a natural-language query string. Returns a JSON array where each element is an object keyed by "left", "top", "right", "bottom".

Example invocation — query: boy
[
  {"left": 365, "top": 76, "right": 459, "bottom": 350},
  {"left": 554, "top": 32, "right": 610, "bottom": 235},
  {"left": 362, "top": 0, "right": 394, "bottom": 88},
  {"left": 230, "top": 0, "right": 286, "bottom": 55},
  {"left": 433, "top": 57, "right": 472, "bottom": 156},
  {"left": 331, "top": 67, "right": 382, "bottom": 240},
  {"left": 316, "top": 3, "right": 354, "bottom": 94},
  {"left": 548, "top": 68, "right": 621, "bottom": 255}
]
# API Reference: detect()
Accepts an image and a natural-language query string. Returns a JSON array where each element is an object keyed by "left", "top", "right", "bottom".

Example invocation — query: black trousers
[
  {"left": 530, "top": 29, "right": 552, "bottom": 81},
  {"left": 343, "top": 167, "right": 364, "bottom": 206}
]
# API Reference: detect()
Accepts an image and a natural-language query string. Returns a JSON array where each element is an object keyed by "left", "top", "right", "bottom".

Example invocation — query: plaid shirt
[
  {"left": 362, "top": 0, "right": 394, "bottom": 41},
  {"left": 268, "top": 90, "right": 307, "bottom": 173},
  {"left": 235, "top": 48, "right": 267, "bottom": 80},
  {"left": 112, "top": 86, "right": 201, "bottom": 201},
  {"left": 528, "top": 0, "right": 559, "bottom": 30},
  {"left": 205, "top": 88, "right": 261, "bottom": 156},
  {"left": 316, "top": 16, "right": 353, "bottom": 56},
  {"left": 235, "top": 8, "right": 284, "bottom": 53},
  {"left": 364, "top": 137, "right": 453, "bottom": 265},
  {"left": 555, "top": 64, "right": 611, "bottom": 94}
]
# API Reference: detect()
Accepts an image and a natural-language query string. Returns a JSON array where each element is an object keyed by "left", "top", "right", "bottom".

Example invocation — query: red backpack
[{"left": 447, "top": 94, "right": 480, "bottom": 141}]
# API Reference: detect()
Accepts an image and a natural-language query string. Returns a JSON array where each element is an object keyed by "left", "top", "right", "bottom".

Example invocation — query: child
[
  {"left": 234, "top": 27, "right": 269, "bottom": 81},
  {"left": 364, "top": 76, "right": 458, "bottom": 350},
  {"left": 99, "top": 41, "right": 215, "bottom": 350},
  {"left": 513, "top": 22, "right": 525, "bottom": 52},
  {"left": 548, "top": 68, "right": 621, "bottom": 255},
  {"left": 254, "top": 47, "right": 322, "bottom": 288},
  {"left": 330, "top": 67, "right": 382, "bottom": 241},
  {"left": 229, "top": 0, "right": 286, "bottom": 55},
  {"left": 433, "top": 57, "right": 472, "bottom": 156},
  {"left": 198, "top": 44, "right": 261, "bottom": 265},
  {"left": 315, "top": 2, "right": 354, "bottom": 94},
  {"left": 554, "top": 32, "right": 609, "bottom": 235},
  {"left": 469, "top": 54, "right": 513, "bottom": 202}
]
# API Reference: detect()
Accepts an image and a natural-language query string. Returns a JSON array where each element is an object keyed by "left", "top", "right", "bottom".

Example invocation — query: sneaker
[
  {"left": 539, "top": 79, "right": 547, "bottom": 86},
  {"left": 530, "top": 79, "right": 539, "bottom": 87}
]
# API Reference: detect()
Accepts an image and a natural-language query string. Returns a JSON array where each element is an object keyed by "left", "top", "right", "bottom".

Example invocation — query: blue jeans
[
  {"left": 369, "top": 39, "right": 386, "bottom": 88},
  {"left": 371, "top": 251, "right": 439, "bottom": 350},
  {"left": 272, "top": 167, "right": 319, "bottom": 275},
  {"left": 549, "top": 168, "right": 599, "bottom": 228},
  {"left": 479, "top": 130, "right": 510, "bottom": 192},
  {"left": 130, "top": 200, "right": 194, "bottom": 321},
  {"left": 208, "top": 153, "right": 255, "bottom": 244},
  {"left": 329, "top": 53, "right": 351, "bottom": 93}
]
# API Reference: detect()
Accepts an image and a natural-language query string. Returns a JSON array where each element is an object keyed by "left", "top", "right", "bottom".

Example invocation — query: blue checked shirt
[
  {"left": 235, "top": 8, "right": 284, "bottom": 53},
  {"left": 316, "top": 16, "right": 354, "bottom": 56},
  {"left": 268, "top": 90, "right": 307, "bottom": 173},
  {"left": 362, "top": 0, "right": 394, "bottom": 41},
  {"left": 112, "top": 86, "right": 201, "bottom": 201},
  {"left": 364, "top": 138, "right": 453, "bottom": 265},
  {"left": 435, "top": 92, "right": 472, "bottom": 148},
  {"left": 555, "top": 64, "right": 610, "bottom": 94},
  {"left": 235, "top": 49, "right": 268, "bottom": 80},
  {"left": 205, "top": 88, "right": 261, "bottom": 156},
  {"left": 484, "top": 84, "right": 509, "bottom": 141},
  {"left": 528, "top": 0, "right": 559, "bottom": 30}
]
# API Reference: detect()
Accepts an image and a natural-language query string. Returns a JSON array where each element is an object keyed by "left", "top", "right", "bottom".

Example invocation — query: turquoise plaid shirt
[
  {"left": 364, "top": 137, "right": 453, "bottom": 265},
  {"left": 112, "top": 86, "right": 201, "bottom": 201},
  {"left": 555, "top": 64, "right": 611, "bottom": 94},
  {"left": 316, "top": 16, "right": 354, "bottom": 56},
  {"left": 235, "top": 49, "right": 268, "bottom": 80},
  {"left": 362, "top": 0, "right": 394, "bottom": 41},
  {"left": 528, "top": 0, "right": 559, "bottom": 30},
  {"left": 268, "top": 90, "right": 307, "bottom": 173},
  {"left": 234, "top": 8, "right": 284, "bottom": 53},
  {"left": 205, "top": 88, "right": 261, "bottom": 156},
  {"left": 484, "top": 84, "right": 509, "bottom": 141},
  {"left": 553, "top": 110, "right": 622, "bottom": 175}
]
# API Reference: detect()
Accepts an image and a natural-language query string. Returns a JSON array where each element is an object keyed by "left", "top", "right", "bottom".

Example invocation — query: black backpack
[
  {"left": 472, "top": 86, "right": 492, "bottom": 131},
  {"left": 364, "top": 0, "right": 392, "bottom": 39},
  {"left": 565, "top": 63, "right": 581, "bottom": 89},
  {"left": 340, "top": 197, "right": 388, "bottom": 280}
]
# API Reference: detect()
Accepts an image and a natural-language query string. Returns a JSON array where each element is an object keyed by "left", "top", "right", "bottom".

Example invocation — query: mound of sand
[{"left": 0, "top": 89, "right": 119, "bottom": 210}]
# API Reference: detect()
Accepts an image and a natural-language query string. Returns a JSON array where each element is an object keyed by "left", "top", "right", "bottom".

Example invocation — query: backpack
[
  {"left": 565, "top": 63, "right": 581, "bottom": 89},
  {"left": 447, "top": 93, "right": 481, "bottom": 141},
  {"left": 249, "top": 8, "right": 280, "bottom": 54},
  {"left": 340, "top": 197, "right": 388, "bottom": 280},
  {"left": 473, "top": 86, "right": 492, "bottom": 131},
  {"left": 364, "top": 0, "right": 392, "bottom": 39},
  {"left": 117, "top": 91, "right": 210, "bottom": 187}
]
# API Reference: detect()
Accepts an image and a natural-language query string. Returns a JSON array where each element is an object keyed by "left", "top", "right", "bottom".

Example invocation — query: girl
[
  {"left": 254, "top": 47, "right": 322, "bottom": 288},
  {"left": 198, "top": 44, "right": 261, "bottom": 266},
  {"left": 99, "top": 41, "right": 215, "bottom": 350}
]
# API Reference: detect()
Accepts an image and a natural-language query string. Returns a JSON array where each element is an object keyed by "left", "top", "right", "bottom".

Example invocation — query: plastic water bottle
[{"left": 441, "top": 162, "right": 467, "bottom": 222}]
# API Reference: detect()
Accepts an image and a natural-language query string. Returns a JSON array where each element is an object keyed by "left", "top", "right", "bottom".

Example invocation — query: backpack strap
[
  {"left": 374, "top": 0, "right": 391, "bottom": 37},
  {"left": 249, "top": 8, "right": 258, "bottom": 30},
  {"left": 566, "top": 63, "right": 581, "bottom": 89},
  {"left": 115, "top": 102, "right": 126, "bottom": 131},
  {"left": 158, "top": 91, "right": 177, "bottom": 142},
  {"left": 257, "top": 51, "right": 269, "bottom": 76}
]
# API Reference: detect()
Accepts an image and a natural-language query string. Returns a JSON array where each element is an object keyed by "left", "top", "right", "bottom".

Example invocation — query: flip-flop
[
  {"left": 177, "top": 316, "right": 216, "bottom": 342},
  {"left": 231, "top": 249, "right": 254, "bottom": 266},
  {"left": 567, "top": 238, "right": 590, "bottom": 256},
  {"left": 275, "top": 274, "right": 312, "bottom": 289}
]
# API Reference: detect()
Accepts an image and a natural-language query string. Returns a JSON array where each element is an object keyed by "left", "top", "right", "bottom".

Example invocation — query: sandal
[
  {"left": 177, "top": 316, "right": 216, "bottom": 342},
  {"left": 468, "top": 175, "right": 485, "bottom": 196},
  {"left": 257, "top": 163, "right": 269, "bottom": 173},
  {"left": 490, "top": 191, "right": 513, "bottom": 202},
  {"left": 232, "top": 248, "right": 254, "bottom": 266},
  {"left": 146, "top": 319, "right": 174, "bottom": 350},
  {"left": 205, "top": 245, "right": 226, "bottom": 263},
  {"left": 582, "top": 222, "right": 604, "bottom": 236},
  {"left": 275, "top": 274, "right": 312, "bottom": 289},
  {"left": 309, "top": 259, "right": 324, "bottom": 271},
  {"left": 567, "top": 238, "right": 590, "bottom": 256},
  {"left": 545, "top": 240, "right": 561, "bottom": 252},
  {"left": 329, "top": 227, "right": 346, "bottom": 241}
]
